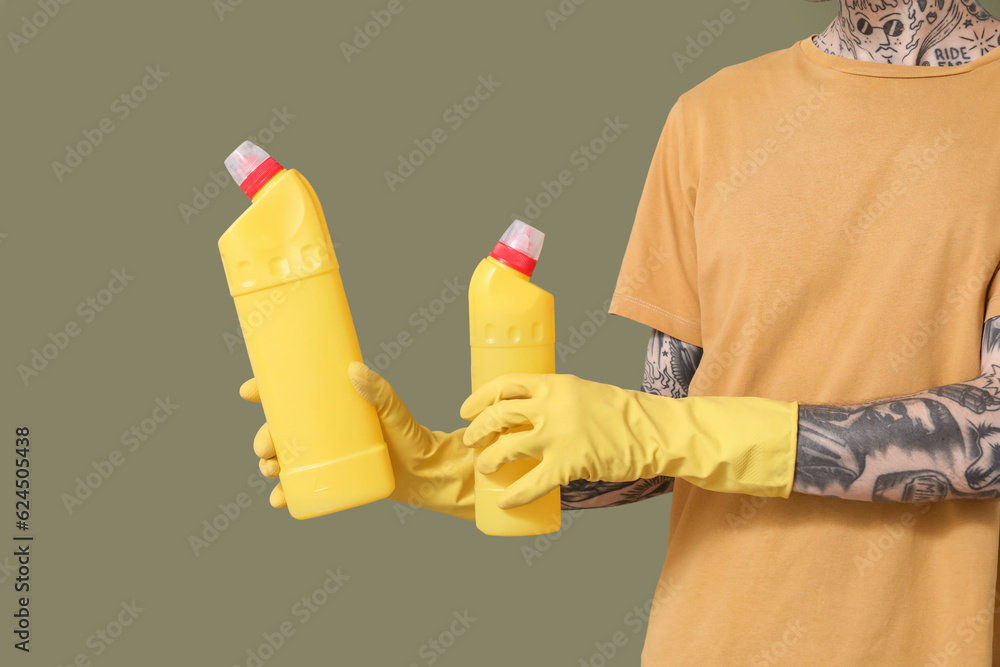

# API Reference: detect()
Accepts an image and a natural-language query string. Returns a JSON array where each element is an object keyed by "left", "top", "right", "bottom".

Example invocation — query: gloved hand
[
  {"left": 460, "top": 373, "right": 798, "bottom": 509},
  {"left": 240, "top": 361, "right": 475, "bottom": 521}
]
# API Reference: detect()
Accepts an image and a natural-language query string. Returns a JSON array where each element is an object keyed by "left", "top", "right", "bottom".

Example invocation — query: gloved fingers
[
  {"left": 258, "top": 456, "right": 280, "bottom": 478},
  {"left": 347, "top": 361, "right": 423, "bottom": 441},
  {"left": 463, "top": 400, "right": 536, "bottom": 449},
  {"left": 476, "top": 430, "right": 542, "bottom": 475},
  {"left": 459, "top": 373, "right": 543, "bottom": 420},
  {"left": 497, "top": 461, "right": 559, "bottom": 510},
  {"left": 253, "top": 422, "right": 276, "bottom": 459},
  {"left": 239, "top": 377, "right": 261, "bottom": 403},
  {"left": 269, "top": 482, "right": 287, "bottom": 509}
]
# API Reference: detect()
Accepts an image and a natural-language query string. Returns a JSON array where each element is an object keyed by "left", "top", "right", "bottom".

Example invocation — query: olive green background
[{"left": 0, "top": 0, "right": 941, "bottom": 665}]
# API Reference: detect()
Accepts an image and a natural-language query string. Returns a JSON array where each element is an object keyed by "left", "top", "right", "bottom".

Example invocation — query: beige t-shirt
[{"left": 609, "top": 33, "right": 1000, "bottom": 666}]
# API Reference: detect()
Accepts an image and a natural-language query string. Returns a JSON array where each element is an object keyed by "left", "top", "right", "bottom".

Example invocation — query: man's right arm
[{"left": 560, "top": 328, "right": 704, "bottom": 509}]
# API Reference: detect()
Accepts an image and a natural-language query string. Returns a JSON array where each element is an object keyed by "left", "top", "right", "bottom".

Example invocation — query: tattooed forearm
[
  {"left": 561, "top": 329, "right": 703, "bottom": 509},
  {"left": 562, "top": 477, "right": 674, "bottom": 509},
  {"left": 792, "top": 317, "right": 1000, "bottom": 502}
]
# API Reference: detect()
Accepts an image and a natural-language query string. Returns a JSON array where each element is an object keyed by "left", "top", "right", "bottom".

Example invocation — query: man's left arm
[
  {"left": 459, "top": 317, "right": 1000, "bottom": 509},
  {"left": 793, "top": 315, "right": 1000, "bottom": 502}
]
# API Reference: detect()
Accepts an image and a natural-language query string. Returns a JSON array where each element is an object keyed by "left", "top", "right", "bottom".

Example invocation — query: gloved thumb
[
  {"left": 239, "top": 378, "right": 260, "bottom": 403},
  {"left": 347, "top": 361, "right": 423, "bottom": 442}
]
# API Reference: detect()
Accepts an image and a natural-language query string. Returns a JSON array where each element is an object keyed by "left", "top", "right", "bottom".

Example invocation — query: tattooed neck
[{"left": 812, "top": 0, "right": 1000, "bottom": 66}]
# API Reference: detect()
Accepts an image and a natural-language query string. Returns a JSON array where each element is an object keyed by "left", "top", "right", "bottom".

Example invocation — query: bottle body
[
  {"left": 220, "top": 168, "right": 394, "bottom": 519},
  {"left": 469, "top": 256, "right": 561, "bottom": 536}
]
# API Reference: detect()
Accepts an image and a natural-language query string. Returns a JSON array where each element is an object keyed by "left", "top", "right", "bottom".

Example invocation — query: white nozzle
[
  {"left": 224, "top": 140, "right": 271, "bottom": 186},
  {"left": 499, "top": 220, "right": 545, "bottom": 260}
]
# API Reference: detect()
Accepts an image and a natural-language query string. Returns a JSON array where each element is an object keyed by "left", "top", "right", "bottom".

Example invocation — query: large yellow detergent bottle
[
  {"left": 219, "top": 141, "right": 394, "bottom": 520},
  {"left": 469, "top": 220, "right": 561, "bottom": 536}
]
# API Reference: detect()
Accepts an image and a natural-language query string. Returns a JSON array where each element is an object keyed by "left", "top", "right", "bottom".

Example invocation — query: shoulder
[{"left": 677, "top": 42, "right": 803, "bottom": 116}]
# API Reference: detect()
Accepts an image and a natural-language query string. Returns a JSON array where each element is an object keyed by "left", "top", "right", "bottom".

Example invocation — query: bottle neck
[
  {"left": 486, "top": 255, "right": 530, "bottom": 281},
  {"left": 488, "top": 240, "right": 537, "bottom": 277},
  {"left": 243, "top": 157, "right": 285, "bottom": 199},
  {"left": 249, "top": 168, "right": 287, "bottom": 203}
]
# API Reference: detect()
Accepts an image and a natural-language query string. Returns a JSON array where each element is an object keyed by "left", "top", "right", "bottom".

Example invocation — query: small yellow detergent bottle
[
  {"left": 219, "top": 141, "right": 394, "bottom": 520},
  {"left": 469, "top": 220, "right": 561, "bottom": 536}
]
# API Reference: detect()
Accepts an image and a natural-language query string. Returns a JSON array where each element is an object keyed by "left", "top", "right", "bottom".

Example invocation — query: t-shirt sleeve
[
  {"left": 985, "top": 261, "right": 1000, "bottom": 323},
  {"left": 608, "top": 96, "right": 702, "bottom": 348}
]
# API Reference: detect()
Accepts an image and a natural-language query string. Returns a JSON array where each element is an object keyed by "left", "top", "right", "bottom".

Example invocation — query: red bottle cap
[{"left": 224, "top": 141, "right": 284, "bottom": 199}]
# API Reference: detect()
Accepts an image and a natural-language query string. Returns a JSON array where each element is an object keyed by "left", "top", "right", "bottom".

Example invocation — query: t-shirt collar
[{"left": 798, "top": 32, "right": 1000, "bottom": 78}]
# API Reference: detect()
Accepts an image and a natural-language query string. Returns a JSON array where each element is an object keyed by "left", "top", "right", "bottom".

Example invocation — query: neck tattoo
[{"left": 813, "top": 0, "right": 1000, "bottom": 65}]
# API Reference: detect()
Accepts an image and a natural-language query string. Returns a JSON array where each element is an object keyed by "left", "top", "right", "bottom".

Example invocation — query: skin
[
  {"left": 793, "top": 315, "right": 1000, "bottom": 501},
  {"left": 811, "top": 0, "right": 1000, "bottom": 66}
]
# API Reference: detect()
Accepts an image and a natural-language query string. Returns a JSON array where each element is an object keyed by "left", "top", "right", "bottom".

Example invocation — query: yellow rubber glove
[
  {"left": 460, "top": 373, "right": 798, "bottom": 509},
  {"left": 240, "top": 362, "right": 475, "bottom": 521}
]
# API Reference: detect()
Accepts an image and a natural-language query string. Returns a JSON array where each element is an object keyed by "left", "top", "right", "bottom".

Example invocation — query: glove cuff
[
  {"left": 724, "top": 397, "right": 799, "bottom": 498},
  {"left": 389, "top": 428, "right": 476, "bottom": 521},
  {"left": 651, "top": 395, "right": 799, "bottom": 498}
]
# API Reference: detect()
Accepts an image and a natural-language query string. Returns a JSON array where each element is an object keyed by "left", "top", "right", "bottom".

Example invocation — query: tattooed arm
[
  {"left": 561, "top": 328, "right": 704, "bottom": 509},
  {"left": 793, "top": 315, "right": 1000, "bottom": 502}
]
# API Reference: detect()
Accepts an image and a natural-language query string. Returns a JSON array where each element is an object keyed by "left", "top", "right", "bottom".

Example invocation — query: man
[{"left": 242, "top": 1, "right": 1000, "bottom": 663}]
